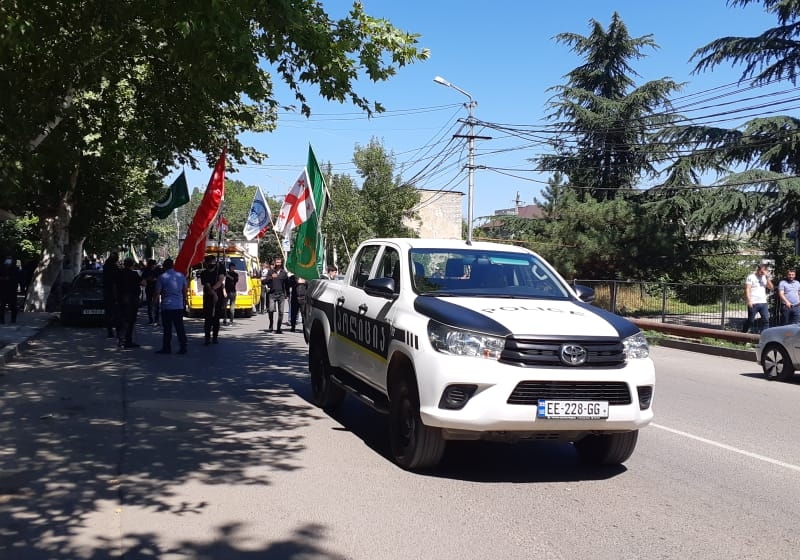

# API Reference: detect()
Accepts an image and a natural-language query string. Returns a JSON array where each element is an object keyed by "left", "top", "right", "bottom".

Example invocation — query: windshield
[
  {"left": 409, "top": 249, "right": 571, "bottom": 299},
  {"left": 73, "top": 272, "right": 103, "bottom": 290}
]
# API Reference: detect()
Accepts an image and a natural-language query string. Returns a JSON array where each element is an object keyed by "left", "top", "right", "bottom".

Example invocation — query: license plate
[
  {"left": 537, "top": 400, "right": 609, "bottom": 419},
  {"left": 82, "top": 309, "right": 104, "bottom": 315}
]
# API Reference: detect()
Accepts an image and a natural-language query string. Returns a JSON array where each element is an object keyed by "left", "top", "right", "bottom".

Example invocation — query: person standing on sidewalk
[
  {"left": 116, "top": 257, "right": 144, "bottom": 349},
  {"left": 0, "top": 256, "right": 19, "bottom": 324},
  {"left": 259, "top": 261, "right": 272, "bottom": 314},
  {"left": 288, "top": 274, "right": 307, "bottom": 332},
  {"left": 200, "top": 255, "right": 226, "bottom": 345},
  {"left": 141, "top": 259, "right": 160, "bottom": 326},
  {"left": 743, "top": 263, "right": 774, "bottom": 333},
  {"left": 154, "top": 258, "right": 188, "bottom": 355},
  {"left": 102, "top": 252, "right": 120, "bottom": 338},
  {"left": 223, "top": 262, "right": 238, "bottom": 326},
  {"left": 265, "top": 257, "right": 289, "bottom": 333},
  {"left": 778, "top": 267, "right": 800, "bottom": 325}
]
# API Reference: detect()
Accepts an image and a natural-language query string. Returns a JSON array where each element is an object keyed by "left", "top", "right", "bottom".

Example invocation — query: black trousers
[
  {"left": 161, "top": 308, "right": 187, "bottom": 350},
  {"left": 117, "top": 301, "right": 138, "bottom": 344},
  {"left": 203, "top": 295, "right": 225, "bottom": 340}
]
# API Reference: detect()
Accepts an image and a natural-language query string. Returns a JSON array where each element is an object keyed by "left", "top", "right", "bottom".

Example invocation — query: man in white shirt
[{"left": 743, "top": 263, "right": 774, "bottom": 333}]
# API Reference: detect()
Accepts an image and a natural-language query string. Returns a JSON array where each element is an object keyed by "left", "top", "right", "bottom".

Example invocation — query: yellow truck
[{"left": 187, "top": 242, "right": 261, "bottom": 318}]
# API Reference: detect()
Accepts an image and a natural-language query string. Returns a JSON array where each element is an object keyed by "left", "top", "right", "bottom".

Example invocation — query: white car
[{"left": 756, "top": 325, "right": 800, "bottom": 381}]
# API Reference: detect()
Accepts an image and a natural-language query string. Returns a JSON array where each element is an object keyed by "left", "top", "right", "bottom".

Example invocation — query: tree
[
  {"left": 321, "top": 165, "right": 367, "bottom": 272},
  {"left": 0, "top": 1, "right": 429, "bottom": 309},
  {"left": 353, "top": 138, "right": 420, "bottom": 238},
  {"left": 673, "top": 0, "right": 800, "bottom": 250},
  {"left": 536, "top": 13, "right": 684, "bottom": 202}
]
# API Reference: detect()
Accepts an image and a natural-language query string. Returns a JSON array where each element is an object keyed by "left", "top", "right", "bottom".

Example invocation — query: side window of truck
[
  {"left": 378, "top": 248, "right": 401, "bottom": 294},
  {"left": 350, "top": 245, "right": 380, "bottom": 289}
]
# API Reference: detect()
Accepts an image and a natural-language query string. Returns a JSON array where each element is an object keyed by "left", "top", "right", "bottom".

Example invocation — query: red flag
[
  {"left": 216, "top": 214, "right": 229, "bottom": 233},
  {"left": 174, "top": 149, "right": 226, "bottom": 275}
]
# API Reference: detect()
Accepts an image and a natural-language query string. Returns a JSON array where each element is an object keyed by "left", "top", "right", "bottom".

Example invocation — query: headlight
[
  {"left": 428, "top": 320, "right": 505, "bottom": 359},
  {"left": 622, "top": 332, "right": 649, "bottom": 360}
]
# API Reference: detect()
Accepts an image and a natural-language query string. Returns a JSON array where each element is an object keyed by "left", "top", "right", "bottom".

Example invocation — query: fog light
[
  {"left": 637, "top": 385, "right": 653, "bottom": 410},
  {"left": 438, "top": 384, "right": 478, "bottom": 410}
]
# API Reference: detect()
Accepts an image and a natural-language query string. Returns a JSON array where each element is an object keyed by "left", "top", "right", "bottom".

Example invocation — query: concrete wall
[{"left": 405, "top": 189, "right": 463, "bottom": 239}]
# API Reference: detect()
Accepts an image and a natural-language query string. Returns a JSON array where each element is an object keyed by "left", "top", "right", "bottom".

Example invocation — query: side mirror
[
  {"left": 574, "top": 284, "right": 595, "bottom": 304},
  {"left": 364, "top": 277, "right": 398, "bottom": 300}
]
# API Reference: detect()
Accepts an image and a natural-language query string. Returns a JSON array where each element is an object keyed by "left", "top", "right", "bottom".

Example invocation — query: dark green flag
[
  {"left": 151, "top": 171, "right": 190, "bottom": 219},
  {"left": 286, "top": 146, "right": 327, "bottom": 280}
]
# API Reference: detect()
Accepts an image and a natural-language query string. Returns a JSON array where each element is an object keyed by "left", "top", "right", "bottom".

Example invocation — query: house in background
[
  {"left": 479, "top": 203, "right": 543, "bottom": 229},
  {"left": 404, "top": 189, "right": 463, "bottom": 239}
]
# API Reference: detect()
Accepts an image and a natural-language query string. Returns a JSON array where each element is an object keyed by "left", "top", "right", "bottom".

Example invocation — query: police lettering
[
  {"left": 335, "top": 307, "right": 388, "bottom": 357},
  {"left": 482, "top": 305, "right": 585, "bottom": 316}
]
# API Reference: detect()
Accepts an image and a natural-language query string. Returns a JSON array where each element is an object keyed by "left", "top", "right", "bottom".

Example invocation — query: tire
[
  {"left": 575, "top": 430, "right": 638, "bottom": 466},
  {"left": 388, "top": 375, "right": 446, "bottom": 470},
  {"left": 761, "top": 343, "right": 795, "bottom": 381},
  {"left": 308, "top": 331, "right": 345, "bottom": 411}
]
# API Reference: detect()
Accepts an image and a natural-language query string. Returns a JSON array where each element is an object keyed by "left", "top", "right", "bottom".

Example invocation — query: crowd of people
[{"left": 98, "top": 251, "right": 314, "bottom": 354}]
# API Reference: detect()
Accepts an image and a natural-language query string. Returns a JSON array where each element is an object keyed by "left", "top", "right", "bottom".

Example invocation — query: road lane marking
[{"left": 652, "top": 423, "right": 800, "bottom": 473}]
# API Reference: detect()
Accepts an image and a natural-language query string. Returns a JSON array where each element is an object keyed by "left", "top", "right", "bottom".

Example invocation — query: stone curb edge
[
  {"left": 0, "top": 316, "right": 58, "bottom": 367},
  {"left": 653, "top": 337, "right": 757, "bottom": 361}
]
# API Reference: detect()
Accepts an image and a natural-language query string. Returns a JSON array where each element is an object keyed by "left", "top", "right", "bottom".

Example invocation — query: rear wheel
[
  {"left": 308, "top": 330, "right": 345, "bottom": 411},
  {"left": 389, "top": 375, "right": 446, "bottom": 470},
  {"left": 761, "top": 343, "right": 795, "bottom": 381},
  {"left": 575, "top": 431, "right": 638, "bottom": 466}
]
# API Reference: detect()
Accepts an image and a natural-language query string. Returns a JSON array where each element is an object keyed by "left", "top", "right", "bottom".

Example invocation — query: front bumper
[{"left": 416, "top": 353, "right": 655, "bottom": 434}]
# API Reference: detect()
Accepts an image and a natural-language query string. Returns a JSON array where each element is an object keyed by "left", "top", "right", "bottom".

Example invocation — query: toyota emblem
[{"left": 560, "top": 344, "right": 587, "bottom": 366}]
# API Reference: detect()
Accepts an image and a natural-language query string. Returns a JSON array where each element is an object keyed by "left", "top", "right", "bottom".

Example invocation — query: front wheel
[
  {"left": 308, "top": 331, "right": 345, "bottom": 411},
  {"left": 761, "top": 343, "right": 795, "bottom": 381},
  {"left": 389, "top": 376, "right": 446, "bottom": 470},
  {"left": 575, "top": 430, "right": 638, "bottom": 466}
]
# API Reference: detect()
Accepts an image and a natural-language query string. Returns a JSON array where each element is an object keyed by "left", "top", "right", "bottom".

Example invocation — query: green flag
[
  {"left": 151, "top": 171, "right": 190, "bottom": 219},
  {"left": 286, "top": 146, "right": 328, "bottom": 280}
]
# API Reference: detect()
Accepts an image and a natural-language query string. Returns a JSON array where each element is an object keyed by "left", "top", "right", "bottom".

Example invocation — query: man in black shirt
[
  {"left": 141, "top": 259, "right": 160, "bottom": 325},
  {"left": 266, "top": 257, "right": 289, "bottom": 333},
  {"left": 102, "top": 252, "right": 120, "bottom": 338},
  {"left": 200, "top": 255, "right": 226, "bottom": 344},
  {"left": 223, "top": 262, "right": 238, "bottom": 325},
  {"left": 116, "top": 257, "right": 144, "bottom": 349}
]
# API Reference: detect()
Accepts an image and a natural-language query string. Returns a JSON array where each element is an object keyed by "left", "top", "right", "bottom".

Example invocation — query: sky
[{"left": 175, "top": 0, "right": 787, "bottom": 225}]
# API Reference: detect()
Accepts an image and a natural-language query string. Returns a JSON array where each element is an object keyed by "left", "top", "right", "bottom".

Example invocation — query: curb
[
  {"left": 0, "top": 315, "right": 57, "bottom": 367},
  {"left": 653, "top": 337, "right": 757, "bottom": 361}
]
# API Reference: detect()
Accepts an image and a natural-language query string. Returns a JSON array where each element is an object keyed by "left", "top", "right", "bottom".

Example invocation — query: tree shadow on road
[{"left": 0, "top": 320, "right": 338, "bottom": 559}]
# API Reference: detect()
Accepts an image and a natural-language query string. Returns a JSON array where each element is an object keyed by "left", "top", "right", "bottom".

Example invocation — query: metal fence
[{"left": 573, "top": 280, "right": 779, "bottom": 332}]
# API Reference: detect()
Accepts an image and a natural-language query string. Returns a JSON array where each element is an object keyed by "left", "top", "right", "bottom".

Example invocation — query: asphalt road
[{"left": 1, "top": 315, "right": 798, "bottom": 559}]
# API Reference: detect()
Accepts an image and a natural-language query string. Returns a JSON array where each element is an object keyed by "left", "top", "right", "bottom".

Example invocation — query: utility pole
[{"left": 434, "top": 76, "right": 491, "bottom": 244}]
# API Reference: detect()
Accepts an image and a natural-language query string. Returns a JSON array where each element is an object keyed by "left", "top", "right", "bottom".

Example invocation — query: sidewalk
[{"left": 0, "top": 312, "right": 58, "bottom": 366}]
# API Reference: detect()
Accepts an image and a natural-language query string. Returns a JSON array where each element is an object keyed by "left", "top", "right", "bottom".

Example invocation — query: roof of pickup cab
[{"left": 363, "top": 238, "right": 534, "bottom": 254}]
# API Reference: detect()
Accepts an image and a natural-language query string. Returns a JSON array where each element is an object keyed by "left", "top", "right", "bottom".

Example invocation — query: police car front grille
[
  {"left": 507, "top": 381, "right": 632, "bottom": 405},
  {"left": 500, "top": 337, "right": 625, "bottom": 367}
]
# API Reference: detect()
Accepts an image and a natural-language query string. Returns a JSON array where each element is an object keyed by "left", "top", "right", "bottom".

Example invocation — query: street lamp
[{"left": 434, "top": 76, "right": 478, "bottom": 244}]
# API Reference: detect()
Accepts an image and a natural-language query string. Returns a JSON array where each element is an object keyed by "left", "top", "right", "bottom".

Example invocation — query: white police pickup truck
[{"left": 304, "top": 238, "right": 655, "bottom": 470}]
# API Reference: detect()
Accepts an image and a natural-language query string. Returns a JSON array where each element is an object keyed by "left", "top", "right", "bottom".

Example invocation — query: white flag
[
  {"left": 243, "top": 187, "right": 272, "bottom": 240},
  {"left": 274, "top": 169, "right": 316, "bottom": 237}
]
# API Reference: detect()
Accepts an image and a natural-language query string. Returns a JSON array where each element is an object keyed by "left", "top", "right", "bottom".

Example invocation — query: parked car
[
  {"left": 756, "top": 325, "right": 800, "bottom": 381},
  {"left": 60, "top": 270, "right": 106, "bottom": 325}
]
